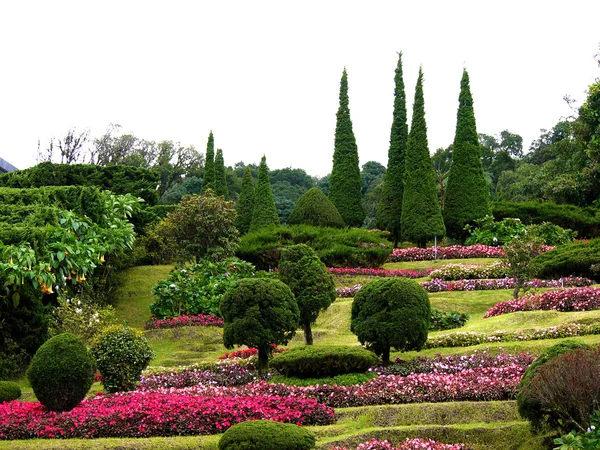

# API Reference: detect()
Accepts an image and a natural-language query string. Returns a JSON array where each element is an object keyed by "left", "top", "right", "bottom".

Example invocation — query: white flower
[{"left": 75, "top": 308, "right": 82, "bottom": 314}]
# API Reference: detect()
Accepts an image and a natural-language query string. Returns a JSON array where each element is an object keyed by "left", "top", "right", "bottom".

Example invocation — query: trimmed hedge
[
  {"left": 0, "top": 205, "right": 61, "bottom": 227},
  {"left": 288, "top": 188, "right": 345, "bottom": 228},
  {"left": 531, "top": 239, "right": 600, "bottom": 280},
  {"left": 0, "top": 381, "right": 21, "bottom": 403},
  {"left": 218, "top": 420, "right": 316, "bottom": 450},
  {"left": 270, "top": 345, "right": 377, "bottom": 378}
]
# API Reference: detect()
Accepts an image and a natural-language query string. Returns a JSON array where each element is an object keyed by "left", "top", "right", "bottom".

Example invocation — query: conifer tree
[
  {"left": 443, "top": 69, "right": 491, "bottom": 242},
  {"left": 214, "top": 148, "right": 228, "bottom": 199},
  {"left": 377, "top": 52, "right": 408, "bottom": 247},
  {"left": 249, "top": 156, "right": 280, "bottom": 232},
  {"left": 234, "top": 166, "right": 255, "bottom": 234},
  {"left": 329, "top": 68, "right": 364, "bottom": 227},
  {"left": 401, "top": 68, "right": 445, "bottom": 247},
  {"left": 201, "top": 131, "right": 215, "bottom": 193}
]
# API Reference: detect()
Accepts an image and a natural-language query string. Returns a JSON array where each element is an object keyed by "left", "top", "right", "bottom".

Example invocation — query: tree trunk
[
  {"left": 513, "top": 285, "right": 520, "bottom": 299},
  {"left": 257, "top": 344, "right": 269, "bottom": 377},
  {"left": 382, "top": 347, "right": 390, "bottom": 363},
  {"left": 303, "top": 322, "right": 314, "bottom": 345}
]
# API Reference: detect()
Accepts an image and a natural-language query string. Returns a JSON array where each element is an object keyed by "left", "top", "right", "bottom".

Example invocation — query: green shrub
[
  {"left": 218, "top": 420, "right": 315, "bottom": 450},
  {"left": 0, "top": 381, "right": 21, "bottom": 403},
  {"left": 430, "top": 308, "right": 470, "bottom": 331},
  {"left": 26, "top": 333, "right": 95, "bottom": 411},
  {"left": 288, "top": 188, "right": 345, "bottom": 228},
  {"left": 270, "top": 345, "right": 378, "bottom": 378},
  {"left": 517, "top": 339, "right": 589, "bottom": 431},
  {"left": 531, "top": 239, "right": 600, "bottom": 281},
  {"left": 49, "top": 298, "right": 117, "bottom": 345},
  {"left": 270, "top": 372, "right": 377, "bottom": 387},
  {"left": 90, "top": 325, "right": 154, "bottom": 393}
]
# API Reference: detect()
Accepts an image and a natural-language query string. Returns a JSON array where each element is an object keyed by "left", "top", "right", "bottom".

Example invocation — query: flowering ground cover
[
  {"left": 0, "top": 392, "right": 334, "bottom": 440},
  {"left": 218, "top": 344, "right": 288, "bottom": 360},
  {"left": 330, "top": 438, "right": 474, "bottom": 450},
  {"left": 329, "top": 267, "right": 433, "bottom": 278},
  {"left": 484, "top": 286, "right": 600, "bottom": 318},
  {"left": 429, "top": 262, "right": 507, "bottom": 281},
  {"left": 388, "top": 244, "right": 552, "bottom": 262},
  {"left": 144, "top": 313, "right": 224, "bottom": 329}
]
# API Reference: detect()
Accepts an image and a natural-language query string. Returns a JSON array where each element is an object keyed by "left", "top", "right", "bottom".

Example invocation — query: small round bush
[
  {"left": 218, "top": 420, "right": 316, "bottom": 450},
  {"left": 270, "top": 345, "right": 377, "bottom": 378},
  {"left": 26, "top": 333, "right": 95, "bottom": 411},
  {"left": 0, "top": 381, "right": 22, "bottom": 403},
  {"left": 351, "top": 278, "right": 431, "bottom": 362},
  {"left": 288, "top": 188, "right": 345, "bottom": 228},
  {"left": 90, "top": 325, "right": 154, "bottom": 393}
]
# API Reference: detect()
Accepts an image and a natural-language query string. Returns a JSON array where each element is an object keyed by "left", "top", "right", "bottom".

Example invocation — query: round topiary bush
[
  {"left": 26, "top": 333, "right": 95, "bottom": 411},
  {"left": 218, "top": 420, "right": 316, "bottom": 450},
  {"left": 351, "top": 277, "right": 431, "bottom": 362},
  {"left": 288, "top": 188, "right": 345, "bottom": 228},
  {"left": 0, "top": 381, "right": 22, "bottom": 403},
  {"left": 270, "top": 345, "right": 377, "bottom": 378},
  {"left": 90, "top": 325, "right": 154, "bottom": 393}
]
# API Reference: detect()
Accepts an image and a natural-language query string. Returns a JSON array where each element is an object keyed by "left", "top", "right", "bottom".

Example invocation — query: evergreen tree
[
  {"left": 443, "top": 69, "right": 491, "bottom": 242},
  {"left": 401, "top": 68, "right": 445, "bottom": 247},
  {"left": 201, "top": 131, "right": 215, "bottom": 193},
  {"left": 377, "top": 52, "right": 409, "bottom": 247},
  {"left": 249, "top": 156, "right": 280, "bottom": 232},
  {"left": 234, "top": 166, "right": 255, "bottom": 234},
  {"left": 214, "top": 148, "right": 229, "bottom": 199},
  {"left": 329, "top": 69, "right": 364, "bottom": 227}
]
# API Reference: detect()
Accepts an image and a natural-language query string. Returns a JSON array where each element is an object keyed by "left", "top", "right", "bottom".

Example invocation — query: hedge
[{"left": 532, "top": 239, "right": 600, "bottom": 280}]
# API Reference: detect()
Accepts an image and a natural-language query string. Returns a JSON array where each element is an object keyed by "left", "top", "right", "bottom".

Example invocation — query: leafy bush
[
  {"left": 49, "top": 298, "right": 116, "bottom": 344},
  {"left": 26, "top": 333, "right": 95, "bottom": 412},
  {"left": 0, "top": 381, "right": 21, "bottom": 403},
  {"left": 430, "top": 308, "right": 470, "bottom": 331},
  {"left": 532, "top": 239, "right": 600, "bottom": 281},
  {"left": 287, "top": 187, "right": 345, "bottom": 228},
  {"left": 270, "top": 345, "right": 378, "bottom": 378},
  {"left": 90, "top": 325, "right": 154, "bottom": 393},
  {"left": 218, "top": 420, "right": 316, "bottom": 450},
  {"left": 150, "top": 258, "right": 256, "bottom": 319},
  {"left": 270, "top": 372, "right": 377, "bottom": 387},
  {"left": 554, "top": 410, "right": 600, "bottom": 449}
]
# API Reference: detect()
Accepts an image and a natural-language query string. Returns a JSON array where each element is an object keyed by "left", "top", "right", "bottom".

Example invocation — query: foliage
[
  {"left": 378, "top": 53, "right": 409, "bottom": 246},
  {"left": 288, "top": 187, "right": 345, "bottom": 228},
  {"left": 90, "top": 325, "right": 154, "bottom": 393},
  {"left": 214, "top": 148, "right": 229, "bottom": 199},
  {"left": 221, "top": 278, "right": 299, "bottom": 375},
  {"left": 351, "top": 277, "right": 431, "bottom": 362},
  {"left": 159, "top": 175, "right": 203, "bottom": 204},
  {"left": 0, "top": 381, "right": 21, "bottom": 403},
  {"left": 0, "top": 337, "right": 29, "bottom": 380},
  {"left": 218, "top": 420, "right": 316, "bottom": 450},
  {"left": 219, "top": 345, "right": 288, "bottom": 360},
  {"left": 278, "top": 244, "right": 336, "bottom": 344},
  {"left": 270, "top": 345, "right": 377, "bottom": 378},
  {"left": 429, "top": 261, "right": 508, "bottom": 280},
  {"left": 150, "top": 258, "right": 255, "bottom": 319},
  {"left": 249, "top": 156, "right": 280, "bottom": 232},
  {"left": 48, "top": 297, "right": 116, "bottom": 344},
  {"left": 234, "top": 166, "right": 255, "bottom": 234},
  {"left": 554, "top": 410, "right": 600, "bottom": 449},
  {"left": 145, "top": 313, "right": 224, "bottom": 329},
  {"left": 329, "top": 266, "right": 433, "bottom": 278},
  {"left": 329, "top": 68, "right": 365, "bottom": 227},
  {"left": 502, "top": 234, "right": 545, "bottom": 298},
  {"left": 443, "top": 69, "right": 491, "bottom": 242},
  {"left": 26, "top": 333, "right": 95, "bottom": 412},
  {"left": 202, "top": 131, "right": 216, "bottom": 193},
  {"left": 430, "top": 308, "right": 470, "bottom": 331},
  {"left": 330, "top": 438, "right": 474, "bottom": 450},
  {"left": 532, "top": 239, "right": 600, "bottom": 281},
  {"left": 270, "top": 372, "right": 377, "bottom": 387},
  {"left": 388, "top": 244, "right": 506, "bottom": 262}
]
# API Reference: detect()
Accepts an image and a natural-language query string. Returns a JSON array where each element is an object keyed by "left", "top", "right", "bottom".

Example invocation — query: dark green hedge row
[
  {"left": 492, "top": 201, "right": 600, "bottom": 238},
  {"left": 237, "top": 225, "right": 392, "bottom": 269},
  {"left": 0, "top": 162, "right": 159, "bottom": 205},
  {"left": 0, "top": 205, "right": 61, "bottom": 227},
  {"left": 532, "top": 239, "right": 600, "bottom": 280},
  {"left": 0, "top": 224, "right": 50, "bottom": 250}
]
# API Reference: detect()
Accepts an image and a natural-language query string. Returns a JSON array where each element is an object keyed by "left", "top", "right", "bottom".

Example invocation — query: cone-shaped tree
[
  {"left": 377, "top": 52, "right": 409, "bottom": 247},
  {"left": 401, "top": 68, "right": 445, "bottom": 247},
  {"left": 443, "top": 69, "right": 491, "bottom": 242},
  {"left": 288, "top": 188, "right": 345, "bottom": 228},
  {"left": 234, "top": 166, "right": 255, "bottom": 234},
  {"left": 214, "top": 148, "right": 229, "bottom": 199},
  {"left": 329, "top": 69, "right": 364, "bottom": 227},
  {"left": 249, "top": 156, "right": 280, "bottom": 232},
  {"left": 201, "top": 131, "right": 215, "bottom": 193}
]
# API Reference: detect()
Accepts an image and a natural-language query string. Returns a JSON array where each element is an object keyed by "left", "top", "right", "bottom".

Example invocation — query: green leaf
[{"left": 12, "top": 292, "right": 20, "bottom": 307}]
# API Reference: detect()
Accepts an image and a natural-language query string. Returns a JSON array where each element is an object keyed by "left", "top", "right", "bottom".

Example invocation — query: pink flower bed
[
  {"left": 388, "top": 244, "right": 553, "bottom": 262},
  {"left": 484, "top": 286, "right": 600, "bottom": 318},
  {"left": 330, "top": 438, "right": 474, "bottom": 450},
  {"left": 329, "top": 267, "right": 433, "bottom": 278},
  {"left": 0, "top": 392, "right": 334, "bottom": 440},
  {"left": 144, "top": 314, "right": 223, "bottom": 330},
  {"left": 219, "top": 344, "right": 288, "bottom": 360}
]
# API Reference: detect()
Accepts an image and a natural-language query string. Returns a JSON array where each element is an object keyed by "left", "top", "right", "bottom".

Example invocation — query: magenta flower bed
[
  {"left": 388, "top": 244, "right": 553, "bottom": 262},
  {"left": 328, "top": 267, "right": 433, "bottom": 278},
  {"left": 0, "top": 392, "right": 334, "bottom": 440},
  {"left": 218, "top": 344, "right": 288, "bottom": 360},
  {"left": 484, "top": 286, "right": 600, "bottom": 318},
  {"left": 330, "top": 438, "right": 474, "bottom": 450},
  {"left": 144, "top": 314, "right": 223, "bottom": 330}
]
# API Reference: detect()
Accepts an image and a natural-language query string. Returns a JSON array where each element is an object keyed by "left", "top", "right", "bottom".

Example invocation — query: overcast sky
[{"left": 1, "top": 1, "right": 599, "bottom": 177}]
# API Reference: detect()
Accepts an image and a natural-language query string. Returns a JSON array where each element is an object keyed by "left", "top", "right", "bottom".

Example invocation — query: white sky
[{"left": 1, "top": 1, "right": 599, "bottom": 177}]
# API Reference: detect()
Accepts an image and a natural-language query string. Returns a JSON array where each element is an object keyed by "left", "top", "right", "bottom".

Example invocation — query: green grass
[{"left": 384, "top": 257, "right": 501, "bottom": 271}]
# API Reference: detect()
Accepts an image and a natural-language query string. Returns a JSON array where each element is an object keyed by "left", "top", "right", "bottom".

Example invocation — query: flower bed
[
  {"left": 218, "top": 344, "right": 288, "bottom": 360},
  {"left": 144, "top": 314, "right": 224, "bottom": 330},
  {"left": 425, "top": 323, "right": 600, "bottom": 349},
  {"left": 328, "top": 267, "right": 433, "bottom": 278},
  {"left": 0, "top": 392, "right": 334, "bottom": 440},
  {"left": 388, "top": 244, "right": 553, "bottom": 262},
  {"left": 429, "top": 262, "right": 507, "bottom": 281},
  {"left": 484, "top": 286, "right": 600, "bottom": 318},
  {"left": 330, "top": 438, "right": 474, "bottom": 450}
]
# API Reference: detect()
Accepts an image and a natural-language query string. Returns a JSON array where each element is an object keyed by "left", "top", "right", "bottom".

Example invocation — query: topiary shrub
[
  {"left": 270, "top": 345, "right": 377, "bottom": 378},
  {"left": 531, "top": 239, "right": 600, "bottom": 281},
  {"left": 351, "top": 278, "right": 431, "bottom": 362},
  {"left": 0, "top": 381, "right": 22, "bottom": 403},
  {"left": 26, "top": 333, "right": 95, "bottom": 411},
  {"left": 517, "top": 339, "right": 589, "bottom": 431},
  {"left": 288, "top": 188, "right": 345, "bottom": 228},
  {"left": 90, "top": 325, "right": 154, "bottom": 393},
  {"left": 218, "top": 420, "right": 316, "bottom": 450}
]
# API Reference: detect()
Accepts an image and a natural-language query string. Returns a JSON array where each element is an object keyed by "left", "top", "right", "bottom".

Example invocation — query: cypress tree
[
  {"left": 249, "top": 156, "right": 280, "bottom": 232},
  {"left": 329, "top": 68, "right": 364, "bottom": 227},
  {"left": 234, "top": 166, "right": 255, "bottom": 234},
  {"left": 202, "top": 131, "right": 215, "bottom": 193},
  {"left": 401, "top": 68, "right": 445, "bottom": 247},
  {"left": 443, "top": 69, "right": 491, "bottom": 242},
  {"left": 214, "top": 148, "right": 228, "bottom": 199},
  {"left": 377, "top": 52, "right": 409, "bottom": 247}
]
